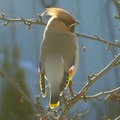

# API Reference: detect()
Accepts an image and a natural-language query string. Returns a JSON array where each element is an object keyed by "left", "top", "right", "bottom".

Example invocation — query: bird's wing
[
  {"left": 39, "top": 39, "right": 47, "bottom": 97},
  {"left": 60, "top": 54, "right": 77, "bottom": 95}
]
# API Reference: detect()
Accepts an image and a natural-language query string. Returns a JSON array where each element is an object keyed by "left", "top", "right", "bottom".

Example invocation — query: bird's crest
[{"left": 44, "top": 7, "right": 77, "bottom": 25}]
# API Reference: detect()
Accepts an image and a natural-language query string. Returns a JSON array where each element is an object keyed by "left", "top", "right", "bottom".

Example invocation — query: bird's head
[{"left": 44, "top": 8, "right": 79, "bottom": 32}]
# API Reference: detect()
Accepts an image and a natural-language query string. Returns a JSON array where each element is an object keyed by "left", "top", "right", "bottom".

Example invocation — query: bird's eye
[
  {"left": 70, "top": 26, "right": 75, "bottom": 32},
  {"left": 60, "top": 19, "right": 75, "bottom": 32},
  {"left": 62, "top": 20, "right": 69, "bottom": 26}
]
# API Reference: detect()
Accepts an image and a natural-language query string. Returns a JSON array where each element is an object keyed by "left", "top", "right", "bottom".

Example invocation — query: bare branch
[
  {"left": 106, "top": 91, "right": 120, "bottom": 101},
  {"left": 76, "top": 33, "right": 120, "bottom": 48},
  {"left": 113, "top": 14, "right": 120, "bottom": 19},
  {"left": 83, "top": 86, "right": 120, "bottom": 100},
  {"left": 0, "top": 12, "right": 46, "bottom": 29},
  {"left": 0, "top": 12, "right": 120, "bottom": 48},
  {"left": 0, "top": 70, "right": 48, "bottom": 119},
  {"left": 115, "top": 116, "right": 120, "bottom": 120},
  {"left": 58, "top": 53, "right": 120, "bottom": 119},
  {"left": 0, "top": 10, "right": 120, "bottom": 119},
  {"left": 113, "top": 0, "right": 120, "bottom": 17},
  {"left": 71, "top": 109, "right": 90, "bottom": 120}
]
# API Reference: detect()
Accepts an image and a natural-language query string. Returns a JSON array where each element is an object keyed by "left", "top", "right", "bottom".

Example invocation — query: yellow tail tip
[{"left": 49, "top": 101, "right": 60, "bottom": 109}]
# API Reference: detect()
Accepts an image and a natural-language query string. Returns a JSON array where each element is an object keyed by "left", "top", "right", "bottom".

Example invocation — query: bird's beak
[
  {"left": 76, "top": 21, "right": 80, "bottom": 25},
  {"left": 70, "top": 21, "right": 80, "bottom": 28}
]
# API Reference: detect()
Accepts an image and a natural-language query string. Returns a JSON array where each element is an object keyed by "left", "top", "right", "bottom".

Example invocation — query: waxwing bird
[{"left": 39, "top": 7, "right": 79, "bottom": 109}]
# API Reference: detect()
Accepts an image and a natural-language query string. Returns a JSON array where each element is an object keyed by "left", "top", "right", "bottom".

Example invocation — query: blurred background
[{"left": 0, "top": 0, "right": 120, "bottom": 120}]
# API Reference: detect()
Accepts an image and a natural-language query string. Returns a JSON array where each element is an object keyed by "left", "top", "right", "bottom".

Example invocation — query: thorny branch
[
  {"left": 0, "top": 12, "right": 120, "bottom": 48},
  {"left": 58, "top": 53, "right": 120, "bottom": 119}
]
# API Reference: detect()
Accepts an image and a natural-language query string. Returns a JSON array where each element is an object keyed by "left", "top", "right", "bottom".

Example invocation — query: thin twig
[
  {"left": 0, "top": 12, "right": 46, "bottom": 29},
  {"left": 0, "top": 10, "right": 120, "bottom": 119},
  {"left": 0, "top": 70, "right": 48, "bottom": 119},
  {"left": 82, "top": 86, "right": 120, "bottom": 100},
  {"left": 113, "top": 0, "right": 120, "bottom": 17},
  {"left": 76, "top": 33, "right": 120, "bottom": 48},
  {"left": 71, "top": 109, "right": 90, "bottom": 120},
  {"left": 115, "top": 115, "right": 120, "bottom": 120},
  {"left": 0, "top": 12, "right": 120, "bottom": 48},
  {"left": 58, "top": 53, "right": 120, "bottom": 119},
  {"left": 105, "top": 91, "right": 120, "bottom": 101}
]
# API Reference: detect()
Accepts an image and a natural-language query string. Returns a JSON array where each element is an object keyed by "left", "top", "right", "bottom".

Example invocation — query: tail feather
[
  {"left": 45, "top": 54, "right": 64, "bottom": 109},
  {"left": 49, "top": 94, "right": 60, "bottom": 109}
]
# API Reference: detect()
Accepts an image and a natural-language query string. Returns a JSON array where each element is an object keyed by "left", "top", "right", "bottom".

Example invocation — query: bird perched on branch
[{"left": 39, "top": 7, "right": 79, "bottom": 109}]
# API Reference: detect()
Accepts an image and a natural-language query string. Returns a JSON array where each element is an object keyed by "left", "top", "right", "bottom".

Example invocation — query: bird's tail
[
  {"left": 49, "top": 91, "right": 60, "bottom": 109},
  {"left": 45, "top": 54, "right": 64, "bottom": 109}
]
